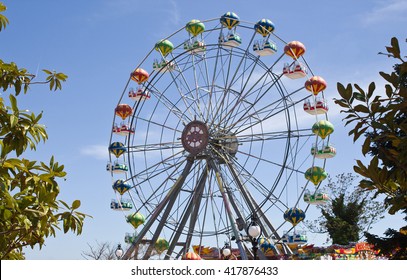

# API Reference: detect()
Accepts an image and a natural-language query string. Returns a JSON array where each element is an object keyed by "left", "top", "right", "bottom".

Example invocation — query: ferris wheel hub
[{"left": 181, "top": 120, "right": 209, "bottom": 156}]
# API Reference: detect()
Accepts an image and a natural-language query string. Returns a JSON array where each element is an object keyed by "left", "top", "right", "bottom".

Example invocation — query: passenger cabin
[
  {"left": 283, "top": 62, "right": 307, "bottom": 79},
  {"left": 311, "top": 144, "right": 336, "bottom": 159},
  {"left": 106, "top": 162, "right": 129, "bottom": 174},
  {"left": 304, "top": 190, "right": 329, "bottom": 205},
  {"left": 112, "top": 123, "right": 135, "bottom": 136},
  {"left": 282, "top": 231, "right": 307, "bottom": 245},
  {"left": 303, "top": 99, "right": 329, "bottom": 115},
  {"left": 184, "top": 40, "right": 206, "bottom": 54},
  {"left": 219, "top": 32, "right": 242, "bottom": 48},
  {"left": 110, "top": 199, "right": 133, "bottom": 211},
  {"left": 153, "top": 59, "right": 176, "bottom": 73},
  {"left": 128, "top": 87, "right": 151, "bottom": 101},
  {"left": 125, "top": 232, "right": 137, "bottom": 244},
  {"left": 253, "top": 40, "right": 277, "bottom": 56}
]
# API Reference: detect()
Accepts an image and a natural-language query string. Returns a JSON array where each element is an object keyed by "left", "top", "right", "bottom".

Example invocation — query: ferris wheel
[{"left": 107, "top": 12, "right": 335, "bottom": 260}]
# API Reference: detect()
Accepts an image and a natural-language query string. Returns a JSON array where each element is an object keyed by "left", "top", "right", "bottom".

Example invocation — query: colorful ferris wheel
[{"left": 107, "top": 12, "right": 335, "bottom": 260}]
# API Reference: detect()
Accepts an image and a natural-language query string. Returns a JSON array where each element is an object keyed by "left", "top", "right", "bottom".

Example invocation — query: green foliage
[
  {"left": 0, "top": 4, "right": 88, "bottom": 260},
  {"left": 305, "top": 173, "right": 385, "bottom": 245},
  {"left": 0, "top": 3, "right": 67, "bottom": 96},
  {"left": 334, "top": 37, "right": 407, "bottom": 215},
  {"left": 365, "top": 225, "right": 407, "bottom": 259},
  {"left": 0, "top": 2, "right": 8, "bottom": 31},
  {"left": 42, "top": 69, "right": 68, "bottom": 92},
  {"left": 0, "top": 59, "right": 68, "bottom": 95}
]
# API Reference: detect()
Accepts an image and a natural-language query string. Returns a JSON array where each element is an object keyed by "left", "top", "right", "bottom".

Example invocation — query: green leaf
[
  {"left": 367, "top": 82, "right": 375, "bottom": 99},
  {"left": 354, "top": 84, "right": 365, "bottom": 96},
  {"left": 385, "top": 84, "right": 394, "bottom": 98},
  {"left": 334, "top": 99, "right": 350, "bottom": 108},
  {"left": 59, "top": 200, "right": 70, "bottom": 209},
  {"left": 354, "top": 104, "right": 370, "bottom": 113},
  {"left": 71, "top": 200, "right": 81, "bottom": 210},
  {"left": 42, "top": 69, "right": 53, "bottom": 75},
  {"left": 9, "top": 114, "right": 18, "bottom": 128},
  {"left": 354, "top": 126, "right": 368, "bottom": 142},
  {"left": 49, "top": 79, "right": 55, "bottom": 91},
  {"left": 390, "top": 37, "right": 401, "bottom": 59},
  {"left": 337, "top": 82, "right": 352, "bottom": 101},
  {"left": 0, "top": 13, "right": 9, "bottom": 31},
  {"left": 380, "top": 72, "right": 393, "bottom": 83},
  {"left": 9, "top": 94, "right": 18, "bottom": 113},
  {"left": 353, "top": 92, "right": 366, "bottom": 102},
  {"left": 0, "top": 3, "right": 7, "bottom": 12}
]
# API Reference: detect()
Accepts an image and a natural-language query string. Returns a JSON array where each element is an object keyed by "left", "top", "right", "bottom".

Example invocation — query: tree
[
  {"left": 81, "top": 241, "right": 117, "bottom": 260},
  {"left": 305, "top": 173, "right": 384, "bottom": 245},
  {"left": 0, "top": 2, "right": 88, "bottom": 260},
  {"left": 334, "top": 37, "right": 407, "bottom": 258}
]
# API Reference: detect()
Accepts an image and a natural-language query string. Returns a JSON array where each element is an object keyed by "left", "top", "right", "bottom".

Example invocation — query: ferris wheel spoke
[
  {"left": 123, "top": 158, "right": 194, "bottom": 260},
  {"left": 214, "top": 163, "right": 246, "bottom": 230},
  {"left": 141, "top": 157, "right": 199, "bottom": 260},
  {"left": 208, "top": 48, "right": 233, "bottom": 126},
  {"left": 229, "top": 160, "right": 291, "bottom": 236},
  {"left": 232, "top": 146, "right": 298, "bottom": 211},
  {"left": 218, "top": 64, "right": 286, "bottom": 132},
  {"left": 215, "top": 57, "right": 277, "bottom": 128},
  {"left": 230, "top": 150, "right": 297, "bottom": 209},
  {"left": 128, "top": 151, "right": 185, "bottom": 209},
  {"left": 134, "top": 116, "right": 183, "bottom": 135},
  {"left": 209, "top": 160, "right": 248, "bottom": 260},
  {"left": 131, "top": 154, "right": 187, "bottom": 216},
  {"left": 167, "top": 53, "right": 205, "bottom": 120},
  {"left": 164, "top": 164, "right": 209, "bottom": 259},
  {"left": 226, "top": 74, "right": 308, "bottom": 134},
  {"left": 231, "top": 129, "right": 314, "bottom": 145},
  {"left": 209, "top": 35, "right": 257, "bottom": 129},
  {"left": 231, "top": 91, "right": 309, "bottom": 136},
  {"left": 236, "top": 148, "right": 304, "bottom": 176},
  {"left": 214, "top": 53, "right": 265, "bottom": 128},
  {"left": 203, "top": 42, "right": 224, "bottom": 124},
  {"left": 128, "top": 141, "right": 183, "bottom": 153},
  {"left": 148, "top": 82, "right": 193, "bottom": 124},
  {"left": 223, "top": 80, "right": 278, "bottom": 130},
  {"left": 190, "top": 55, "right": 207, "bottom": 120},
  {"left": 209, "top": 48, "right": 249, "bottom": 126},
  {"left": 200, "top": 47, "right": 216, "bottom": 123},
  {"left": 225, "top": 161, "right": 283, "bottom": 253}
]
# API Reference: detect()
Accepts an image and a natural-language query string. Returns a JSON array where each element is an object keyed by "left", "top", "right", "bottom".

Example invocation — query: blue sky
[{"left": 1, "top": 0, "right": 406, "bottom": 259}]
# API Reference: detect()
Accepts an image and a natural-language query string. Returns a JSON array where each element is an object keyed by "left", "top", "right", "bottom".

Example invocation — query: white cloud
[
  {"left": 168, "top": 0, "right": 181, "bottom": 26},
  {"left": 362, "top": 0, "right": 407, "bottom": 26},
  {"left": 80, "top": 145, "right": 109, "bottom": 160}
]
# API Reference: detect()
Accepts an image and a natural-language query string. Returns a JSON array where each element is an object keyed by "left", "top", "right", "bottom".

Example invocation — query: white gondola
[
  {"left": 253, "top": 39, "right": 277, "bottom": 56},
  {"left": 282, "top": 231, "right": 308, "bottom": 245},
  {"left": 184, "top": 40, "right": 206, "bottom": 54},
  {"left": 153, "top": 59, "right": 176, "bottom": 73},
  {"left": 303, "top": 98, "right": 329, "bottom": 115},
  {"left": 219, "top": 32, "right": 242, "bottom": 48},
  {"left": 283, "top": 61, "right": 308, "bottom": 79},
  {"left": 128, "top": 87, "right": 150, "bottom": 101},
  {"left": 110, "top": 199, "right": 133, "bottom": 211},
  {"left": 112, "top": 123, "right": 135, "bottom": 136},
  {"left": 311, "top": 143, "right": 336, "bottom": 159},
  {"left": 106, "top": 161, "right": 129, "bottom": 173},
  {"left": 124, "top": 232, "right": 137, "bottom": 244},
  {"left": 304, "top": 190, "right": 329, "bottom": 205}
]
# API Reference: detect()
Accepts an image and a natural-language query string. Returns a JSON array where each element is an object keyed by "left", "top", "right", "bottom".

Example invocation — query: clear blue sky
[{"left": 1, "top": 0, "right": 406, "bottom": 259}]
